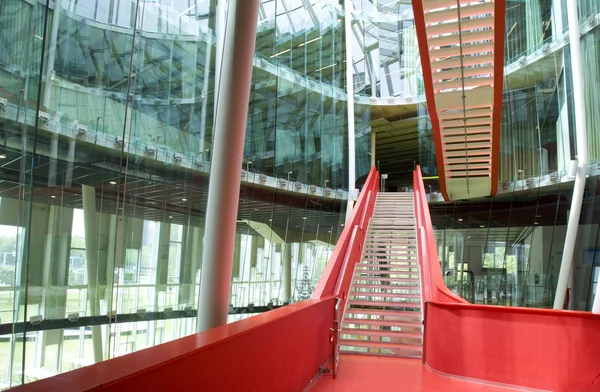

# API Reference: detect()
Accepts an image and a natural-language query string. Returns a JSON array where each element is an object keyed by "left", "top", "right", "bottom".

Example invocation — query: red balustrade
[{"left": 414, "top": 165, "right": 600, "bottom": 391}]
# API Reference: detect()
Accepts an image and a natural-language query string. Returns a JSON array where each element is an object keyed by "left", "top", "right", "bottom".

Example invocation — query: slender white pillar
[
  {"left": 553, "top": 0, "right": 589, "bottom": 310},
  {"left": 370, "top": 132, "right": 376, "bottom": 168},
  {"left": 344, "top": 0, "right": 356, "bottom": 221},
  {"left": 212, "top": 0, "right": 227, "bottom": 124},
  {"left": 81, "top": 185, "right": 104, "bottom": 363},
  {"left": 197, "top": 0, "right": 259, "bottom": 332},
  {"left": 282, "top": 243, "right": 292, "bottom": 303}
]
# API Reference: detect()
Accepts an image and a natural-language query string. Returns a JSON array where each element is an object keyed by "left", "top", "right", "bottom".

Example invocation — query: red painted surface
[
  {"left": 490, "top": 0, "right": 506, "bottom": 196},
  {"left": 411, "top": 0, "right": 450, "bottom": 202},
  {"left": 309, "top": 354, "right": 517, "bottom": 392},
  {"left": 12, "top": 299, "right": 335, "bottom": 392},
  {"left": 413, "top": 166, "right": 466, "bottom": 305},
  {"left": 313, "top": 167, "right": 378, "bottom": 299},
  {"left": 426, "top": 303, "right": 600, "bottom": 391},
  {"left": 415, "top": 166, "right": 600, "bottom": 391}
]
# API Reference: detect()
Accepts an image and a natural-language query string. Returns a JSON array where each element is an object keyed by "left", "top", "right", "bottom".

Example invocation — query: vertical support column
[
  {"left": 344, "top": 0, "right": 356, "bottom": 221},
  {"left": 36, "top": 206, "right": 73, "bottom": 370},
  {"left": 45, "top": 2, "right": 61, "bottom": 187},
  {"left": 81, "top": 186, "right": 103, "bottom": 363},
  {"left": 282, "top": 243, "right": 292, "bottom": 303},
  {"left": 441, "top": 230, "right": 447, "bottom": 276},
  {"left": 196, "top": 0, "right": 260, "bottom": 332},
  {"left": 232, "top": 234, "right": 242, "bottom": 279},
  {"left": 370, "top": 132, "right": 376, "bottom": 168},
  {"left": 554, "top": 0, "right": 590, "bottom": 310},
  {"left": 230, "top": 234, "right": 242, "bottom": 306}
]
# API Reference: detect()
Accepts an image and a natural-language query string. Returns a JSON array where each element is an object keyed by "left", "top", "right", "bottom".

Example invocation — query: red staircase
[
  {"left": 412, "top": 0, "right": 506, "bottom": 200},
  {"left": 341, "top": 193, "right": 423, "bottom": 358}
]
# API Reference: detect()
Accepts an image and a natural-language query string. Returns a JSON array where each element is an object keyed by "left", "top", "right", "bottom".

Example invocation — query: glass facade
[
  {"left": 426, "top": 1, "right": 600, "bottom": 310},
  {"left": 0, "top": 0, "right": 356, "bottom": 387},
  {"left": 0, "top": 0, "right": 599, "bottom": 388}
]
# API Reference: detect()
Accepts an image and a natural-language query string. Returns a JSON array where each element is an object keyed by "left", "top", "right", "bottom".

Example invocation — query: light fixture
[
  {"left": 268, "top": 219, "right": 272, "bottom": 222},
  {"left": 169, "top": 215, "right": 173, "bottom": 219},
  {"left": 50, "top": 195, "right": 56, "bottom": 199},
  {"left": 181, "top": 198, "right": 187, "bottom": 202},
  {"left": 299, "top": 36, "right": 322, "bottom": 47},
  {"left": 270, "top": 48, "right": 290, "bottom": 58},
  {"left": 253, "top": 208, "right": 259, "bottom": 211},
  {"left": 534, "top": 222, "right": 539, "bottom": 225},
  {"left": 109, "top": 181, "right": 117, "bottom": 185},
  {"left": 458, "top": 218, "right": 463, "bottom": 222},
  {"left": 0, "top": 154, "right": 6, "bottom": 159},
  {"left": 302, "top": 217, "right": 307, "bottom": 220},
  {"left": 479, "top": 225, "right": 485, "bottom": 228}
]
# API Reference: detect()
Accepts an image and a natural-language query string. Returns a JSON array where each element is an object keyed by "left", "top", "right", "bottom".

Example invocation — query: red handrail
[
  {"left": 313, "top": 166, "right": 379, "bottom": 303},
  {"left": 413, "top": 166, "right": 465, "bottom": 304},
  {"left": 414, "top": 165, "right": 600, "bottom": 390}
]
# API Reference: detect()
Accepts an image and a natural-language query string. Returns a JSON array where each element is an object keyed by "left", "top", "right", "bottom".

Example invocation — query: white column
[
  {"left": 370, "top": 132, "right": 376, "bottom": 168},
  {"left": 81, "top": 185, "right": 104, "bottom": 363},
  {"left": 554, "top": 0, "right": 589, "bottom": 310},
  {"left": 344, "top": 0, "right": 356, "bottom": 221},
  {"left": 282, "top": 243, "right": 292, "bottom": 303},
  {"left": 197, "top": 0, "right": 259, "bottom": 332}
]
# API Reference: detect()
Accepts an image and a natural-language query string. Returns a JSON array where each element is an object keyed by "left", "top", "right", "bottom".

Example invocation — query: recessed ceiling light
[
  {"left": 268, "top": 219, "right": 272, "bottom": 222},
  {"left": 169, "top": 215, "right": 173, "bottom": 219},
  {"left": 50, "top": 195, "right": 56, "bottom": 199},
  {"left": 341, "top": 223, "right": 344, "bottom": 226},
  {"left": 0, "top": 154, "right": 6, "bottom": 159},
  {"left": 181, "top": 198, "right": 187, "bottom": 202},
  {"left": 534, "top": 222, "right": 539, "bottom": 225},
  {"left": 535, "top": 215, "right": 542, "bottom": 218},
  {"left": 109, "top": 181, "right": 117, "bottom": 185},
  {"left": 458, "top": 218, "right": 463, "bottom": 222},
  {"left": 479, "top": 225, "right": 485, "bottom": 228},
  {"left": 302, "top": 217, "right": 307, "bottom": 220},
  {"left": 253, "top": 208, "right": 259, "bottom": 211}
]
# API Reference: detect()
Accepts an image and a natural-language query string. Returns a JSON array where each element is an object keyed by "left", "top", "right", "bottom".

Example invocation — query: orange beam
[{"left": 490, "top": 0, "right": 506, "bottom": 196}]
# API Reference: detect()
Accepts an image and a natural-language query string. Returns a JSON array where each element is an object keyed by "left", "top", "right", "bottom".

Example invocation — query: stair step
[
  {"left": 345, "top": 308, "right": 422, "bottom": 319},
  {"left": 341, "top": 328, "right": 423, "bottom": 339},
  {"left": 355, "top": 263, "right": 419, "bottom": 270},
  {"left": 354, "top": 274, "right": 419, "bottom": 281},
  {"left": 354, "top": 271, "right": 420, "bottom": 278},
  {"left": 352, "top": 283, "right": 420, "bottom": 291},
  {"left": 353, "top": 276, "right": 419, "bottom": 283},
  {"left": 343, "top": 318, "right": 422, "bottom": 329},
  {"left": 361, "top": 258, "right": 417, "bottom": 263},
  {"left": 351, "top": 291, "right": 421, "bottom": 299},
  {"left": 339, "top": 339, "right": 423, "bottom": 352},
  {"left": 349, "top": 300, "right": 421, "bottom": 308}
]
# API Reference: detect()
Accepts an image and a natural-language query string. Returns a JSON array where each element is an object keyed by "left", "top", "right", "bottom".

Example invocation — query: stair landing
[{"left": 307, "top": 354, "right": 522, "bottom": 392}]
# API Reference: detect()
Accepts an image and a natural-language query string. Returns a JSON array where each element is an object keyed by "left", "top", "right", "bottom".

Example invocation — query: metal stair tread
[
  {"left": 345, "top": 308, "right": 422, "bottom": 318},
  {"left": 342, "top": 318, "right": 422, "bottom": 329},
  {"left": 351, "top": 291, "right": 422, "bottom": 299},
  {"left": 339, "top": 339, "right": 423, "bottom": 351},
  {"left": 341, "top": 329, "right": 423, "bottom": 339},
  {"left": 348, "top": 300, "right": 421, "bottom": 308}
]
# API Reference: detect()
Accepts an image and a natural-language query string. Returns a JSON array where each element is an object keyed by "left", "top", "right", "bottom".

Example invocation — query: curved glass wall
[
  {"left": 429, "top": 1, "right": 600, "bottom": 307},
  {"left": 0, "top": 0, "right": 352, "bottom": 387}
]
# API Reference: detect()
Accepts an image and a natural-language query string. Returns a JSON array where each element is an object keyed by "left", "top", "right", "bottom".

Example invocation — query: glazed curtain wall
[
  {"left": 0, "top": 0, "right": 350, "bottom": 388},
  {"left": 498, "top": 0, "right": 600, "bottom": 185},
  {"left": 432, "top": 174, "right": 600, "bottom": 310}
]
